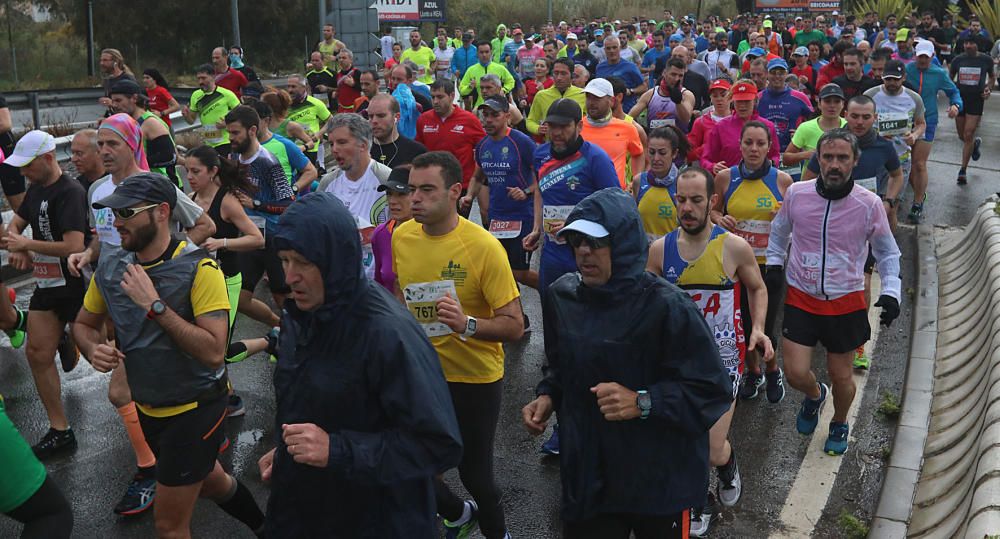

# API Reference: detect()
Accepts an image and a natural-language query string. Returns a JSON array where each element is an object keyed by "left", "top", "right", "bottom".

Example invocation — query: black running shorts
[{"left": 781, "top": 304, "right": 870, "bottom": 354}]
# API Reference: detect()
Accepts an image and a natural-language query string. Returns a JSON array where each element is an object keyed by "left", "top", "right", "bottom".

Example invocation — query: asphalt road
[{"left": 0, "top": 95, "right": 997, "bottom": 538}]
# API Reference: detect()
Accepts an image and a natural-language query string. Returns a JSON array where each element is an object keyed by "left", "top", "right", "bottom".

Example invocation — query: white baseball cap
[
  {"left": 558, "top": 219, "right": 610, "bottom": 239},
  {"left": 567, "top": 32, "right": 578, "bottom": 40},
  {"left": 583, "top": 78, "right": 614, "bottom": 97},
  {"left": 2, "top": 130, "right": 56, "bottom": 167},
  {"left": 915, "top": 40, "right": 935, "bottom": 57}
]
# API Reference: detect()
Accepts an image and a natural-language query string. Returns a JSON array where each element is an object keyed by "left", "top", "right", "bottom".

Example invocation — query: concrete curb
[{"left": 870, "top": 224, "right": 939, "bottom": 538}]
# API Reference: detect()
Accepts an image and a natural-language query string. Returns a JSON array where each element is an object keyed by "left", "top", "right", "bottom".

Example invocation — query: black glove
[
  {"left": 875, "top": 295, "right": 900, "bottom": 327},
  {"left": 763, "top": 265, "right": 784, "bottom": 292},
  {"left": 668, "top": 83, "right": 683, "bottom": 104}
]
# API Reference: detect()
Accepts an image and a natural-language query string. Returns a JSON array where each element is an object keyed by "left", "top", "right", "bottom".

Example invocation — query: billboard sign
[
  {"left": 754, "top": 0, "right": 840, "bottom": 14},
  {"left": 375, "top": 0, "right": 446, "bottom": 22}
]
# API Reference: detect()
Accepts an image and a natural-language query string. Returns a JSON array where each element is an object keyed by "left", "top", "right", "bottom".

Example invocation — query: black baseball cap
[
  {"left": 883, "top": 60, "right": 905, "bottom": 79},
  {"left": 377, "top": 167, "right": 411, "bottom": 194},
  {"left": 478, "top": 95, "right": 509, "bottom": 112},
  {"left": 462, "top": 32, "right": 473, "bottom": 40},
  {"left": 109, "top": 79, "right": 143, "bottom": 95},
  {"left": 544, "top": 98, "right": 583, "bottom": 125},
  {"left": 818, "top": 83, "right": 845, "bottom": 100},
  {"left": 93, "top": 172, "right": 177, "bottom": 210}
]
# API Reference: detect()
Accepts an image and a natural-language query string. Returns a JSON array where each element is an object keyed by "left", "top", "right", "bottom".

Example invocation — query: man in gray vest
[{"left": 72, "top": 174, "right": 265, "bottom": 537}]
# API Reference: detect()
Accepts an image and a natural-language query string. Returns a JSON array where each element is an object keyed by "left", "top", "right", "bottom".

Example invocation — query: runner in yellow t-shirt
[
  {"left": 391, "top": 152, "right": 521, "bottom": 539},
  {"left": 400, "top": 30, "right": 438, "bottom": 85}
]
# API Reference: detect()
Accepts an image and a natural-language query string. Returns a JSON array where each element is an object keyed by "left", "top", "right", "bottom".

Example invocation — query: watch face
[
  {"left": 468, "top": 318, "right": 477, "bottom": 332},
  {"left": 152, "top": 301, "right": 166, "bottom": 314}
]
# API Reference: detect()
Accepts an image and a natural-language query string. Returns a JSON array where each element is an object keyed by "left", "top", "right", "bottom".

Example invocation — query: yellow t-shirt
[
  {"left": 400, "top": 46, "right": 437, "bottom": 84},
  {"left": 392, "top": 218, "right": 520, "bottom": 383},
  {"left": 83, "top": 241, "right": 231, "bottom": 416}
]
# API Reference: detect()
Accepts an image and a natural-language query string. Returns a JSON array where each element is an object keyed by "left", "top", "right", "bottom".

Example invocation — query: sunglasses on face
[
  {"left": 565, "top": 232, "right": 611, "bottom": 250},
  {"left": 113, "top": 203, "right": 159, "bottom": 220}
]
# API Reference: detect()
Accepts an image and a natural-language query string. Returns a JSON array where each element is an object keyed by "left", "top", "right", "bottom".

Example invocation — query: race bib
[
  {"left": 201, "top": 127, "right": 224, "bottom": 145},
  {"left": 543, "top": 206, "right": 574, "bottom": 244},
  {"left": 489, "top": 219, "right": 522, "bottom": 239},
  {"left": 403, "top": 280, "right": 460, "bottom": 338},
  {"left": 733, "top": 219, "right": 772, "bottom": 258},
  {"left": 33, "top": 254, "right": 66, "bottom": 289},
  {"left": 800, "top": 251, "right": 822, "bottom": 285},
  {"left": 876, "top": 112, "right": 910, "bottom": 137},
  {"left": 856, "top": 176, "right": 877, "bottom": 193},
  {"left": 958, "top": 67, "right": 982, "bottom": 86},
  {"left": 649, "top": 117, "right": 676, "bottom": 128}
]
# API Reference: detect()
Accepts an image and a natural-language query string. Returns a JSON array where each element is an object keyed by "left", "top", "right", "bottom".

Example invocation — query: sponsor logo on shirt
[{"left": 440, "top": 260, "right": 468, "bottom": 287}]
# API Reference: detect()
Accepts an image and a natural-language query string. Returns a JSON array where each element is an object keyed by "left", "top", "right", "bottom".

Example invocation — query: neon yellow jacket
[
  {"left": 525, "top": 85, "right": 586, "bottom": 135},
  {"left": 459, "top": 62, "right": 516, "bottom": 107}
]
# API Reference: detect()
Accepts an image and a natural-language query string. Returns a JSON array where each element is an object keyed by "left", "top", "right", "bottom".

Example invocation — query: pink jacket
[
  {"left": 699, "top": 113, "right": 781, "bottom": 171},
  {"left": 766, "top": 180, "right": 901, "bottom": 302},
  {"left": 687, "top": 112, "right": 723, "bottom": 164}
]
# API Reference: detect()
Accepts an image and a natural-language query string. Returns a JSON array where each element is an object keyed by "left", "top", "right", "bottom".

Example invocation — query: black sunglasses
[
  {"left": 565, "top": 232, "right": 611, "bottom": 250},
  {"left": 112, "top": 203, "right": 160, "bottom": 220}
]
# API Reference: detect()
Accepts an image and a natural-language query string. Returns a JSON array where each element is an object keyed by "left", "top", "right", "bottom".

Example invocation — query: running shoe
[
  {"left": 824, "top": 421, "right": 850, "bottom": 455},
  {"left": 541, "top": 425, "right": 560, "bottom": 455},
  {"left": 218, "top": 436, "right": 231, "bottom": 454},
  {"left": 972, "top": 137, "right": 982, "bottom": 161},
  {"left": 716, "top": 451, "right": 742, "bottom": 507},
  {"left": 5, "top": 289, "right": 25, "bottom": 349},
  {"left": 908, "top": 195, "right": 926, "bottom": 224},
  {"left": 31, "top": 427, "right": 77, "bottom": 459},
  {"left": 443, "top": 500, "right": 479, "bottom": 539},
  {"left": 739, "top": 370, "right": 765, "bottom": 400},
  {"left": 113, "top": 472, "right": 156, "bottom": 516},
  {"left": 227, "top": 394, "right": 246, "bottom": 417},
  {"left": 853, "top": 345, "right": 871, "bottom": 370},
  {"left": 689, "top": 494, "right": 718, "bottom": 538},
  {"left": 957, "top": 170, "right": 968, "bottom": 185},
  {"left": 796, "top": 383, "right": 829, "bottom": 435},
  {"left": 57, "top": 329, "right": 79, "bottom": 373},
  {"left": 765, "top": 368, "right": 786, "bottom": 404}
]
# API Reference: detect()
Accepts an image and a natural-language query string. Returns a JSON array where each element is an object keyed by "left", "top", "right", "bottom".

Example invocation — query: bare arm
[
  {"left": 0, "top": 107, "right": 11, "bottom": 134},
  {"left": 294, "top": 161, "right": 319, "bottom": 192},
  {"left": 628, "top": 88, "right": 654, "bottom": 118},
  {"left": 465, "top": 298, "right": 524, "bottom": 342},
  {"left": 728, "top": 234, "right": 773, "bottom": 359},
  {"left": 186, "top": 213, "right": 216, "bottom": 245},
  {"left": 163, "top": 97, "right": 181, "bottom": 117},
  {"left": 214, "top": 193, "right": 265, "bottom": 251},
  {"left": 4, "top": 214, "right": 85, "bottom": 257},
  {"left": 154, "top": 308, "right": 229, "bottom": 369},
  {"left": 645, "top": 237, "right": 664, "bottom": 275},
  {"left": 885, "top": 167, "right": 904, "bottom": 201},
  {"left": 781, "top": 142, "right": 813, "bottom": 166}
]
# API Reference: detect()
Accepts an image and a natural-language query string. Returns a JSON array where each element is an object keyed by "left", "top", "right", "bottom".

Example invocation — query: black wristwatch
[
  {"left": 146, "top": 299, "right": 167, "bottom": 320},
  {"left": 253, "top": 199, "right": 262, "bottom": 209},
  {"left": 882, "top": 197, "right": 896, "bottom": 208}
]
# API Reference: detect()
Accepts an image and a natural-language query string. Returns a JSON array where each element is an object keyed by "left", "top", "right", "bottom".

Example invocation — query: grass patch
[
  {"left": 877, "top": 391, "right": 901, "bottom": 419},
  {"left": 837, "top": 510, "right": 870, "bottom": 539}
]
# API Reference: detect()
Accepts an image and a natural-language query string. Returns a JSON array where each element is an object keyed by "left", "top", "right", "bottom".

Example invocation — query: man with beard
[
  {"left": 317, "top": 24, "right": 346, "bottom": 68},
  {"left": 647, "top": 167, "right": 774, "bottom": 535},
  {"left": 182, "top": 64, "right": 241, "bottom": 156},
  {"left": 522, "top": 98, "right": 619, "bottom": 455},
  {"left": 802, "top": 96, "right": 904, "bottom": 369},
  {"left": 368, "top": 94, "right": 428, "bottom": 169},
  {"left": 317, "top": 113, "right": 391, "bottom": 280},
  {"left": 74, "top": 174, "right": 266, "bottom": 537},
  {"left": 831, "top": 48, "right": 879, "bottom": 100},
  {"left": 69, "top": 114, "right": 215, "bottom": 516},
  {"left": 767, "top": 129, "right": 901, "bottom": 456},
  {"left": 527, "top": 58, "right": 586, "bottom": 140},
  {"left": 629, "top": 57, "right": 694, "bottom": 132},
  {"left": 225, "top": 105, "right": 294, "bottom": 330},
  {"left": 401, "top": 30, "right": 438, "bottom": 85}
]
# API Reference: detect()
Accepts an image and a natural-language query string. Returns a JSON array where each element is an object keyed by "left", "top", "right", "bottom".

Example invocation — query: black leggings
[
  {"left": 5, "top": 477, "right": 73, "bottom": 539},
  {"left": 740, "top": 264, "right": 785, "bottom": 352},
  {"left": 434, "top": 380, "right": 505, "bottom": 538}
]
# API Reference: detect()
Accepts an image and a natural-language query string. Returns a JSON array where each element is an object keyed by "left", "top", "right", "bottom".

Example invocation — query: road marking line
[{"left": 771, "top": 274, "right": 882, "bottom": 539}]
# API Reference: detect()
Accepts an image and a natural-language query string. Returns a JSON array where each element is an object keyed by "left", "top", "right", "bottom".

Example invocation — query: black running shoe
[
  {"left": 31, "top": 427, "right": 77, "bottom": 459},
  {"left": 739, "top": 370, "right": 765, "bottom": 400},
  {"left": 972, "top": 137, "right": 982, "bottom": 161},
  {"left": 113, "top": 472, "right": 156, "bottom": 516},
  {"left": 57, "top": 329, "right": 79, "bottom": 373}
]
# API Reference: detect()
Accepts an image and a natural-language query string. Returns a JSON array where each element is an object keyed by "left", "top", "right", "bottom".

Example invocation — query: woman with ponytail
[{"left": 710, "top": 120, "right": 792, "bottom": 406}]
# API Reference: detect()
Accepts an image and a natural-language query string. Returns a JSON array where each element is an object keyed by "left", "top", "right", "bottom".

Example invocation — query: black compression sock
[{"left": 216, "top": 478, "right": 265, "bottom": 532}]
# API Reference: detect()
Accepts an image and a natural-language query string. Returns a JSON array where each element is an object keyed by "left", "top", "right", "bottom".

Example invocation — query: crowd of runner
[{"left": 0, "top": 7, "right": 994, "bottom": 538}]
